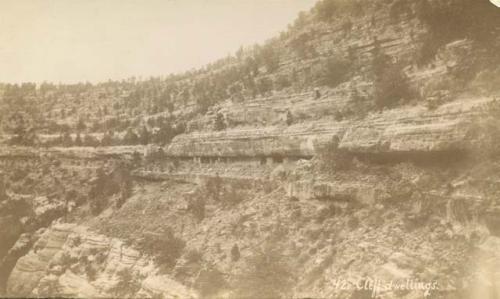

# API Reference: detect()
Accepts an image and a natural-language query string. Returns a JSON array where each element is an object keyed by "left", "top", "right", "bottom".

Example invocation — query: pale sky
[{"left": 0, "top": 0, "right": 317, "bottom": 84}]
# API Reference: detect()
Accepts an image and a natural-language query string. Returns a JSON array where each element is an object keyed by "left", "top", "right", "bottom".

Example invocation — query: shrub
[
  {"left": 88, "top": 168, "right": 110, "bottom": 215},
  {"left": 233, "top": 247, "right": 294, "bottom": 298},
  {"left": 347, "top": 216, "right": 360, "bottom": 230},
  {"left": 187, "top": 197, "right": 205, "bottom": 221},
  {"left": 38, "top": 278, "right": 62, "bottom": 297},
  {"left": 315, "top": 137, "right": 353, "bottom": 174},
  {"left": 150, "top": 292, "right": 165, "bottom": 299},
  {"left": 10, "top": 168, "right": 28, "bottom": 182},
  {"left": 322, "top": 57, "right": 351, "bottom": 87},
  {"left": 259, "top": 44, "right": 280, "bottom": 73},
  {"left": 0, "top": 173, "right": 6, "bottom": 202},
  {"left": 117, "top": 174, "right": 133, "bottom": 209},
  {"left": 415, "top": 0, "right": 500, "bottom": 63},
  {"left": 3, "top": 112, "right": 36, "bottom": 146},
  {"left": 275, "top": 74, "right": 292, "bottom": 90},
  {"left": 85, "top": 263, "right": 97, "bottom": 281},
  {"left": 314, "top": 0, "right": 365, "bottom": 22},
  {"left": 213, "top": 112, "right": 226, "bottom": 131},
  {"left": 109, "top": 269, "right": 142, "bottom": 298},
  {"left": 194, "top": 264, "right": 228, "bottom": 298},
  {"left": 257, "top": 76, "right": 274, "bottom": 95},
  {"left": 231, "top": 244, "right": 240, "bottom": 262},
  {"left": 185, "top": 249, "right": 203, "bottom": 264},
  {"left": 315, "top": 0, "right": 337, "bottom": 22},
  {"left": 290, "top": 32, "right": 313, "bottom": 59},
  {"left": 316, "top": 204, "right": 339, "bottom": 223},
  {"left": 83, "top": 134, "right": 99, "bottom": 147},
  {"left": 205, "top": 175, "right": 222, "bottom": 201},
  {"left": 220, "top": 186, "right": 246, "bottom": 207},
  {"left": 285, "top": 111, "right": 294, "bottom": 126},
  {"left": 389, "top": 0, "right": 412, "bottom": 22},
  {"left": 416, "top": 36, "right": 441, "bottom": 66},
  {"left": 470, "top": 67, "right": 500, "bottom": 95},
  {"left": 137, "top": 227, "right": 185, "bottom": 270},
  {"left": 373, "top": 60, "right": 412, "bottom": 109},
  {"left": 465, "top": 100, "right": 500, "bottom": 160},
  {"left": 0, "top": 216, "right": 23, "bottom": 259}
]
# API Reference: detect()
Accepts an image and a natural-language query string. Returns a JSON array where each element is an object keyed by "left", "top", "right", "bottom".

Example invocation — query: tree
[
  {"left": 285, "top": 111, "right": 294, "bottom": 126},
  {"left": 316, "top": 136, "right": 353, "bottom": 174},
  {"left": 194, "top": 263, "right": 228, "bottom": 298},
  {"left": 123, "top": 128, "right": 139, "bottom": 145},
  {"left": 132, "top": 151, "right": 142, "bottom": 168},
  {"left": 3, "top": 112, "right": 36, "bottom": 146},
  {"left": 61, "top": 131, "right": 73, "bottom": 147},
  {"left": 76, "top": 118, "right": 86, "bottom": 132},
  {"left": 0, "top": 171, "right": 7, "bottom": 202},
  {"left": 117, "top": 166, "right": 133, "bottom": 209},
  {"left": 290, "top": 32, "right": 312, "bottom": 59},
  {"left": 74, "top": 133, "right": 83, "bottom": 147},
  {"left": 166, "top": 102, "right": 175, "bottom": 113},
  {"left": 315, "top": 0, "right": 338, "bottom": 22},
  {"left": 154, "top": 122, "right": 174, "bottom": 145},
  {"left": 415, "top": 0, "right": 500, "bottom": 64},
  {"left": 259, "top": 45, "right": 280, "bottom": 73},
  {"left": 137, "top": 227, "right": 185, "bottom": 270},
  {"left": 231, "top": 244, "right": 240, "bottom": 262},
  {"left": 213, "top": 113, "right": 226, "bottom": 131},
  {"left": 109, "top": 269, "right": 142, "bottom": 298},
  {"left": 83, "top": 134, "right": 99, "bottom": 147},
  {"left": 139, "top": 125, "right": 150, "bottom": 145},
  {"left": 89, "top": 167, "right": 109, "bottom": 215},
  {"left": 371, "top": 51, "right": 413, "bottom": 109},
  {"left": 100, "top": 132, "right": 113, "bottom": 146},
  {"left": 374, "top": 63, "right": 412, "bottom": 109},
  {"left": 233, "top": 247, "right": 294, "bottom": 298},
  {"left": 257, "top": 77, "right": 273, "bottom": 95},
  {"left": 188, "top": 197, "right": 205, "bottom": 221},
  {"left": 276, "top": 74, "right": 291, "bottom": 90},
  {"left": 322, "top": 57, "right": 351, "bottom": 87}
]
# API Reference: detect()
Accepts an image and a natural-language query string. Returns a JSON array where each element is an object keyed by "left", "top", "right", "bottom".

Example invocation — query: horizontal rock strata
[
  {"left": 6, "top": 223, "right": 195, "bottom": 298},
  {"left": 167, "top": 97, "right": 494, "bottom": 158}
]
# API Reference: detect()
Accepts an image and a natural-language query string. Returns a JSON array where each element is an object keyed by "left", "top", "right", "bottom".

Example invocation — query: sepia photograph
[{"left": 0, "top": 0, "right": 500, "bottom": 298}]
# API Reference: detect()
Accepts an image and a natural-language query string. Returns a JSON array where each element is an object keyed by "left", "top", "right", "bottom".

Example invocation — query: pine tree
[
  {"left": 123, "top": 128, "right": 139, "bottom": 145},
  {"left": 74, "top": 133, "right": 83, "bottom": 146},
  {"left": 139, "top": 126, "right": 150, "bottom": 145},
  {"left": 214, "top": 113, "right": 226, "bottom": 131},
  {"left": 231, "top": 244, "right": 240, "bottom": 262},
  {"left": 0, "top": 172, "right": 7, "bottom": 202}
]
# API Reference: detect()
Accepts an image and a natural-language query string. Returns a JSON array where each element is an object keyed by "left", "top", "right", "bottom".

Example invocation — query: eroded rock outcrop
[{"left": 6, "top": 222, "right": 195, "bottom": 298}]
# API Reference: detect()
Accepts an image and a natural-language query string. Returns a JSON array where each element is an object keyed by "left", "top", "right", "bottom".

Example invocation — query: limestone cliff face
[
  {"left": 7, "top": 222, "right": 195, "bottom": 298},
  {"left": 339, "top": 96, "right": 492, "bottom": 153},
  {"left": 167, "top": 97, "right": 495, "bottom": 158},
  {"left": 167, "top": 120, "right": 346, "bottom": 158}
]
